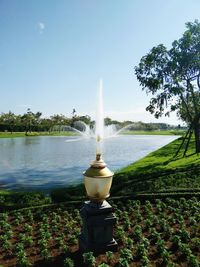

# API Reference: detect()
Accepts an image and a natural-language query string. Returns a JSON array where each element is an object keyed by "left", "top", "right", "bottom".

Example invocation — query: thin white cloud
[{"left": 37, "top": 22, "right": 45, "bottom": 34}]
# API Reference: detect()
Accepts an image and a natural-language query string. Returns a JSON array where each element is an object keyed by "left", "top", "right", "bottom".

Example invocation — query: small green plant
[
  {"left": 2, "top": 240, "right": 12, "bottom": 251},
  {"left": 191, "top": 237, "right": 200, "bottom": 250},
  {"left": 63, "top": 257, "right": 74, "bottom": 267},
  {"left": 161, "top": 249, "right": 170, "bottom": 264},
  {"left": 106, "top": 251, "right": 114, "bottom": 263},
  {"left": 140, "top": 255, "right": 150, "bottom": 267},
  {"left": 120, "top": 248, "right": 133, "bottom": 262},
  {"left": 178, "top": 228, "right": 190, "bottom": 242},
  {"left": 16, "top": 250, "right": 31, "bottom": 267},
  {"left": 83, "top": 252, "right": 96, "bottom": 267},
  {"left": 68, "top": 234, "right": 78, "bottom": 245},
  {"left": 62, "top": 244, "right": 69, "bottom": 253},
  {"left": 118, "top": 257, "right": 129, "bottom": 267},
  {"left": 136, "top": 243, "right": 147, "bottom": 258},
  {"left": 187, "top": 254, "right": 200, "bottom": 267},
  {"left": 179, "top": 243, "right": 192, "bottom": 258},
  {"left": 24, "top": 236, "right": 33, "bottom": 247},
  {"left": 41, "top": 248, "right": 52, "bottom": 262},
  {"left": 125, "top": 237, "right": 134, "bottom": 249},
  {"left": 156, "top": 239, "right": 166, "bottom": 255},
  {"left": 133, "top": 225, "right": 142, "bottom": 240},
  {"left": 24, "top": 223, "right": 33, "bottom": 233},
  {"left": 115, "top": 226, "right": 125, "bottom": 240},
  {"left": 171, "top": 235, "right": 181, "bottom": 249}
]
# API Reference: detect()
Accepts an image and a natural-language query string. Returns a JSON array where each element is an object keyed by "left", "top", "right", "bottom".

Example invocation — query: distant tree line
[
  {"left": 104, "top": 117, "right": 183, "bottom": 131},
  {"left": 0, "top": 109, "right": 183, "bottom": 135},
  {"left": 0, "top": 109, "right": 92, "bottom": 135}
]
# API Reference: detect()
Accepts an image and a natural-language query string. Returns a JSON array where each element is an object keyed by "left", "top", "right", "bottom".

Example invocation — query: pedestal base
[{"left": 79, "top": 200, "right": 118, "bottom": 253}]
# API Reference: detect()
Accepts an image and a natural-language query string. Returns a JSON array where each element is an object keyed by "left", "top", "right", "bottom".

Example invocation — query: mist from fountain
[
  {"left": 52, "top": 80, "right": 136, "bottom": 141},
  {"left": 52, "top": 120, "right": 134, "bottom": 140},
  {"left": 115, "top": 123, "right": 136, "bottom": 135}
]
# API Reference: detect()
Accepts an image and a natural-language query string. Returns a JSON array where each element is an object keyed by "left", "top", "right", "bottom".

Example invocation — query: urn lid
[{"left": 83, "top": 153, "right": 114, "bottom": 178}]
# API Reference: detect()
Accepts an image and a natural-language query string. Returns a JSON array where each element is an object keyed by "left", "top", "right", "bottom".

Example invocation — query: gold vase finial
[{"left": 96, "top": 153, "right": 101, "bottom": 161}]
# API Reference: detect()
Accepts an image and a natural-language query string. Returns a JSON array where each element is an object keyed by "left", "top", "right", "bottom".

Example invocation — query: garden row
[{"left": 0, "top": 197, "right": 199, "bottom": 266}]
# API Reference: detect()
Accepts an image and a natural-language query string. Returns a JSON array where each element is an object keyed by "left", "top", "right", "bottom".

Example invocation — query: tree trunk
[{"left": 194, "top": 122, "right": 200, "bottom": 153}]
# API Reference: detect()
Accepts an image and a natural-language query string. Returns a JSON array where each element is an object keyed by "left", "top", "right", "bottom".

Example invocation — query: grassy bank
[
  {"left": 50, "top": 136, "right": 200, "bottom": 202},
  {"left": 111, "top": 137, "right": 200, "bottom": 195},
  {"left": 0, "top": 131, "right": 78, "bottom": 138},
  {"left": 122, "top": 129, "right": 185, "bottom": 135}
]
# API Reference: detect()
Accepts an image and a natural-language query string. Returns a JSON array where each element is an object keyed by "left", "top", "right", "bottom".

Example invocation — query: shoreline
[
  {"left": 0, "top": 131, "right": 78, "bottom": 138},
  {"left": 0, "top": 129, "right": 184, "bottom": 138}
]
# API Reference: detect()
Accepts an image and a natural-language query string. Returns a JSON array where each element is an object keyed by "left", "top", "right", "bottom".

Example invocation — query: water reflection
[{"left": 0, "top": 135, "right": 178, "bottom": 192}]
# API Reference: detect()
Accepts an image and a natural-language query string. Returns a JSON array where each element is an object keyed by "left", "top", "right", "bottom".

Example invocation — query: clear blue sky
[{"left": 0, "top": 0, "right": 199, "bottom": 125}]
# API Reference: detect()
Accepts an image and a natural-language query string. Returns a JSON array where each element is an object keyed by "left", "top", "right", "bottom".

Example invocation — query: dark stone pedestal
[{"left": 79, "top": 200, "right": 118, "bottom": 253}]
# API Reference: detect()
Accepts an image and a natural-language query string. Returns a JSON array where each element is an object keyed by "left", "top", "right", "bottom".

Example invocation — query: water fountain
[{"left": 79, "top": 80, "right": 118, "bottom": 253}]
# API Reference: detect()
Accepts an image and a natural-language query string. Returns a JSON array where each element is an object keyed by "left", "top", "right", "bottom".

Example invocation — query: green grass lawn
[
  {"left": 0, "top": 129, "right": 185, "bottom": 138},
  {"left": 122, "top": 129, "right": 185, "bottom": 135},
  {"left": 111, "top": 137, "right": 200, "bottom": 195},
  {"left": 0, "top": 131, "right": 78, "bottom": 138}
]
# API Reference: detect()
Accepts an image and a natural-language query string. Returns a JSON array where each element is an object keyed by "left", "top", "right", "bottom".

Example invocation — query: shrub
[
  {"left": 9, "top": 191, "right": 51, "bottom": 207},
  {"left": 51, "top": 186, "right": 84, "bottom": 202}
]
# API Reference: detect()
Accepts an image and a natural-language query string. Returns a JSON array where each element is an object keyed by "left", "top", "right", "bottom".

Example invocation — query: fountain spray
[{"left": 95, "top": 79, "right": 104, "bottom": 157}]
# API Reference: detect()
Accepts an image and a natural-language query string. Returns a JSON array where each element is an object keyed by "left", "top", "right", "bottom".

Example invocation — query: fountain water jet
[{"left": 95, "top": 79, "right": 104, "bottom": 155}]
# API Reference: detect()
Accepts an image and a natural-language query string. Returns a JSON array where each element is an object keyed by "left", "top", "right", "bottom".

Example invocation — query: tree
[
  {"left": 0, "top": 111, "right": 16, "bottom": 133},
  {"left": 21, "top": 108, "right": 35, "bottom": 135},
  {"left": 135, "top": 20, "right": 200, "bottom": 153},
  {"left": 78, "top": 115, "right": 91, "bottom": 125},
  {"left": 50, "top": 114, "right": 70, "bottom": 132}
]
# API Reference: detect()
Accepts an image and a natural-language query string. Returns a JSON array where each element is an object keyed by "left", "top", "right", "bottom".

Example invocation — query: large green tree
[
  {"left": 0, "top": 111, "right": 17, "bottom": 133},
  {"left": 135, "top": 20, "right": 200, "bottom": 153}
]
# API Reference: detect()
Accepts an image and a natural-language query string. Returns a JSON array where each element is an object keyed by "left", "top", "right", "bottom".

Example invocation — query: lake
[{"left": 0, "top": 135, "right": 178, "bottom": 192}]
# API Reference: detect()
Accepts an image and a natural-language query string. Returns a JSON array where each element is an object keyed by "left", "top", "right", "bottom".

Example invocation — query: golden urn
[{"left": 83, "top": 153, "right": 114, "bottom": 202}]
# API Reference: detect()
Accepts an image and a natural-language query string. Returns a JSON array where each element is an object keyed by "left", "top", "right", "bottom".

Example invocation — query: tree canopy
[{"left": 135, "top": 20, "right": 200, "bottom": 153}]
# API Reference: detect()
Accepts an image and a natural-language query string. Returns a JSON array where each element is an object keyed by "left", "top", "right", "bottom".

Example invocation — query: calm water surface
[{"left": 0, "top": 135, "right": 178, "bottom": 192}]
